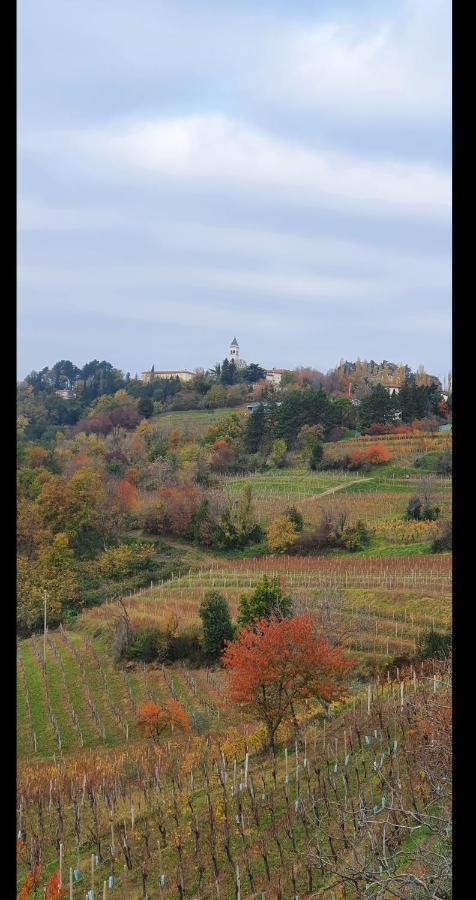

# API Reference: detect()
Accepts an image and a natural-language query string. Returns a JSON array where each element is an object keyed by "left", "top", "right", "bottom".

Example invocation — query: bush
[
  {"left": 199, "top": 591, "right": 235, "bottom": 659},
  {"left": 405, "top": 495, "right": 440, "bottom": 522},
  {"left": 237, "top": 575, "right": 293, "bottom": 628},
  {"left": 434, "top": 450, "right": 452, "bottom": 474},
  {"left": 125, "top": 627, "right": 161, "bottom": 662},
  {"left": 431, "top": 521, "right": 452, "bottom": 553},
  {"left": 98, "top": 544, "right": 157, "bottom": 579},
  {"left": 338, "top": 520, "right": 372, "bottom": 552},
  {"left": 416, "top": 629, "right": 452, "bottom": 660},
  {"left": 287, "top": 517, "right": 335, "bottom": 555},
  {"left": 166, "top": 628, "right": 203, "bottom": 663}
]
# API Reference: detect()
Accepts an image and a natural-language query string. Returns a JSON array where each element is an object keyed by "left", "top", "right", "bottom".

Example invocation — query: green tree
[
  {"left": 268, "top": 438, "right": 288, "bottom": 468},
  {"left": 237, "top": 575, "right": 293, "bottom": 628},
  {"left": 244, "top": 363, "right": 266, "bottom": 383},
  {"left": 285, "top": 506, "right": 304, "bottom": 532},
  {"left": 244, "top": 405, "right": 266, "bottom": 453},
  {"left": 199, "top": 591, "right": 235, "bottom": 658},
  {"left": 137, "top": 395, "right": 154, "bottom": 418},
  {"left": 309, "top": 442, "right": 323, "bottom": 470},
  {"left": 360, "top": 384, "right": 398, "bottom": 427}
]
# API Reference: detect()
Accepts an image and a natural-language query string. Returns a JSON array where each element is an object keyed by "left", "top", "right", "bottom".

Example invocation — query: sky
[{"left": 17, "top": 0, "right": 451, "bottom": 382}]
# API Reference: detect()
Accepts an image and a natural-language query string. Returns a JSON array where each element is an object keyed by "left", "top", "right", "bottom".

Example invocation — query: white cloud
[
  {"left": 251, "top": 0, "right": 451, "bottom": 119},
  {"left": 22, "top": 114, "right": 451, "bottom": 222}
]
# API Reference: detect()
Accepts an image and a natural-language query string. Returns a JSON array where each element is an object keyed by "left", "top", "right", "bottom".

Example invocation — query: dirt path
[{"left": 316, "top": 477, "right": 374, "bottom": 497}]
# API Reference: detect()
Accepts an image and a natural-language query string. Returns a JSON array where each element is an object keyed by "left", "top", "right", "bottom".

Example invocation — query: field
[
  {"left": 152, "top": 406, "right": 247, "bottom": 436},
  {"left": 17, "top": 663, "right": 451, "bottom": 897},
  {"left": 16, "top": 428, "right": 452, "bottom": 897}
]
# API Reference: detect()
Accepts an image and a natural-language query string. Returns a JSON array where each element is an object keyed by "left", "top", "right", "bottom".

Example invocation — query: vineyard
[
  {"left": 17, "top": 552, "right": 451, "bottom": 765},
  {"left": 16, "top": 419, "right": 452, "bottom": 897},
  {"left": 17, "top": 665, "right": 451, "bottom": 898}
]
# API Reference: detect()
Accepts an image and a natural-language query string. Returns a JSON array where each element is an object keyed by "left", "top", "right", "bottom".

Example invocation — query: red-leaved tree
[
  {"left": 136, "top": 699, "right": 190, "bottom": 742},
  {"left": 222, "top": 614, "right": 352, "bottom": 754}
]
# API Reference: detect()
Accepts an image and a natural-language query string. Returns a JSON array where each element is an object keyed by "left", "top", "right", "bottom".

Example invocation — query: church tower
[
  {"left": 228, "top": 337, "right": 239, "bottom": 363},
  {"left": 227, "top": 337, "right": 246, "bottom": 369}
]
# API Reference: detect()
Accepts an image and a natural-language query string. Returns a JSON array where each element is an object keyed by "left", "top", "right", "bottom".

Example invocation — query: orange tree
[
  {"left": 222, "top": 614, "right": 352, "bottom": 754},
  {"left": 136, "top": 699, "right": 190, "bottom": 741}
]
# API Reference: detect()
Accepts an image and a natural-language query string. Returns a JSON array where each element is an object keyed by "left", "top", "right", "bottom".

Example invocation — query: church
[
  {"left": 140, "top": 336, "right": 284, "bottom": 384},
  {"left": 227, "top": 337, "right": 247, "bottom": 369}
]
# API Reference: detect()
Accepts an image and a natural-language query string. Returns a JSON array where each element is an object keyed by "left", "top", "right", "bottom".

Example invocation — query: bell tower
[{"left": 228, "top": 337, "right": 239, "bottom": 363}]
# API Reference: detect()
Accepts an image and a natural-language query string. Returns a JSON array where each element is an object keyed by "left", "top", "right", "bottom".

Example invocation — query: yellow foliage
[{"left": 266, "top": 515, "right": 297, "bottom": 553}]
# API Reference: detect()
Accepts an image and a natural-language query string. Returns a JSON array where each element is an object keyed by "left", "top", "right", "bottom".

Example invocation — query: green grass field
[{"left": 153, "top": 405, "right": 247, "bottom": 434}]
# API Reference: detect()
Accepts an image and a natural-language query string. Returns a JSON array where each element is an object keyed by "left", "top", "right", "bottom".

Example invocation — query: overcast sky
[{"left": 18, "top": 0, "right": 451, "bottom": 382}]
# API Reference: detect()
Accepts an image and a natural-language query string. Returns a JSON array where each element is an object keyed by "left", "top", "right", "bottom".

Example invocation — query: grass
[{"left": 153, "top": 405, "right": 247, "bottom": 435}]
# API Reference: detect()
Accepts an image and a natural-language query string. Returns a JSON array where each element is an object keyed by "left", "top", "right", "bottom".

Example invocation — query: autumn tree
[
  {"left": 17, "top": 533, "right": 83, "bottom": 632},
  {"left": 237, "top": 575, "right": 293, "bottom": 628},
  {"left": 209, "top": 439, "right": 235, "bottom": 472},
  {"left": 222, "top": 614, "right": 351, "bottom": 753},
  {"left": 199, "top": 591, "right": 235, "bottom": 658},
  {"left": 136, "top": 699, "right": 190, "bottom": 741},
  {"left": 266, "top": 515, "right": 298, "bottom": 553}
]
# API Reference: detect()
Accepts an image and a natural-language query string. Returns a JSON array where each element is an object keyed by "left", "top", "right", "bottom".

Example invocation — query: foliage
[
  {"left": 431, "top": 521, "right": 452, "bottom": 553},
  {"left": 405, "top": 495, "right": 440, "bottom": 521},
  {"left": 125, "top": 626, "right": 162, "bottom": 662},
  {"left": 222, "top": 614, "right": 351, "bottom": 752},
  {"left": 338, "top": 520, "right": 372, "bottom": 552},
  {"left": 98, "top": 543, "right": 157, "bottom": 579},
  {"left": 308, "top": 441, "right": 323, "bottom": 470},
  {"left": 284, "top": 505, "right": 304, "bottom": 533},
  {"left": 266, "top": 438, "right": 287, "bottom": 468},
  {"left": 209, "top": 439, "right": 236, "bottom": 472},
  {"left": 136, "top": 699, "right": 190, "bottom": 741},
  {"left": 434, "top": 449, "right": 452, "bottom": 474},
  {"left": 265, "top": 515, "right": 298, "bottom": 553},
  {"left": 17, "top": 533, "right": 82, "bottom": 633},
  {"left": 213, "top": 485, "right": 263, "bottom": 550},
  {"left": 237, "top": 575, "right": 293, "bottom": 628},
  {"left": 199, "top": 591, "right": 235, "bottom": 658},
  {"left": 416, "top": 629, "right": 452, "bottom": 660}
]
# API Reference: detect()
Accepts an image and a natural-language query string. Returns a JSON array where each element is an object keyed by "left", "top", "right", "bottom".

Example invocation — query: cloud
[
  {"left": 21, "top": 114, "right": 450, "bottom": 223},
  {"left": 17, "top": 1, "right": 451, "bottom": 379},
  {"left": 253, "top": 0, "right": 451, "bottom": 120}
]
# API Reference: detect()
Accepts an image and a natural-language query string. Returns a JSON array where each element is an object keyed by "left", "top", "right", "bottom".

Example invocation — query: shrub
[
  {"left": 166, "top": 627, "right": 203, "bottom": 663},
  {"left": 416, "top": 629, "right": 452, "bottom": 660},
  {"left": 338, "top": 520, "right": 372, "bottom": 552},
  {"left": 125, "top": 627, "right": 161, "bottom": 662},
  {"left": 288, "top": 516, "right": 335, "bottom": 555},
  {"left": 199, "top": 591, "right": 235, "bottom": 659},
  {"left": 431, "top": 521, "right": 452, "bottom": 553},
  {"left": 405, "top": 495, "right": 440, "bottom": 522},
  {"left": 98, "top": 544, "right": 156, "bottom": 579},
  {"left": 349, "top": 444, "right": 391, "bottom": 468},
  {"left": 434, "top": 450, "right": 452, "bottom": 474},
  {"left": 237, "top": 575, "right": 293, "bottom": 628}
]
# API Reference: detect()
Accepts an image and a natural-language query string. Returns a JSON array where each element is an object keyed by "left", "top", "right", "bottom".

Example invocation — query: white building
[
  {"left": 265, "top": 368, "right": 285, "bottom": 385},
  {"left": 140, "top": 369, "right": 194, "bottom": 384}
]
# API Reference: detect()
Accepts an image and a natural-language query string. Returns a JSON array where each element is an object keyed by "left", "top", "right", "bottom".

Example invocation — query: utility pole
[{"left": 43, "top": 590, "right": 47, "bottom": 665}]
